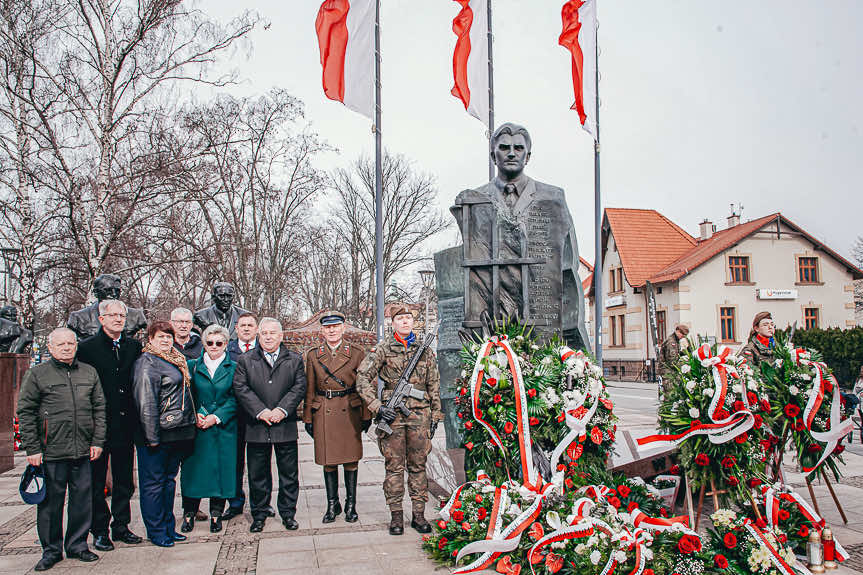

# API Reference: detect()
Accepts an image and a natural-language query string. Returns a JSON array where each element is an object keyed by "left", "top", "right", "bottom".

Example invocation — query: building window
[
  {"left": 656, "top": 310, "right": 667, "bottom": 343},
  {"left": 720, "top": 307, "right": 736, "bottom": 342},
  {"left": 804, "top": 307, "right": 819, "bottom": 330},
  {"left": 610, "top": 314, "right": 626, "bottom": 347},
  {"left": 798, "top": 257, "right": 819, "bottom": 283},
  {"left": 609, "top": 267, "right": 624, "bottom": 293},
  {"left": 728, "top": 256, "right": 750, "bottom": 283}
]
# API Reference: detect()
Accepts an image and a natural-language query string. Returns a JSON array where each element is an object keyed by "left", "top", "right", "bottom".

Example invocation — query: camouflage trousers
[{"left": 378, "top": 407, "right": 431, "bottom": 510}]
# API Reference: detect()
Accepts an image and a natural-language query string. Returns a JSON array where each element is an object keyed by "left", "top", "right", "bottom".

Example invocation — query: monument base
[{"left": 0, "top": 353, "right": 28, "bottom": 473}]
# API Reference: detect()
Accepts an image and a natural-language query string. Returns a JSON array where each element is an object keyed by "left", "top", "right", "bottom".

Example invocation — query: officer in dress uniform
[
  {"left": 303, "top": 311, "right": 371, "bottom": 524},
  {"left": 356, "top": 305, "right": 442, "bottom": 536}
]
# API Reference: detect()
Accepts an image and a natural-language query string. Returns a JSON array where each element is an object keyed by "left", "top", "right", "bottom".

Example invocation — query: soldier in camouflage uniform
[
  {"left": 356, "top": 305, "right": 442, "bottom": 536},
  {"left": 657, "top": 324, "right": 689, "bottom": 394}
]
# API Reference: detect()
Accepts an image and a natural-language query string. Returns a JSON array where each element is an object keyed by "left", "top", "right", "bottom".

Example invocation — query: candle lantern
[
  {"left": 822, "top": 526, "right": 838, "bottom": 571},
  {"left": 807, "top": 529, "right": 825, "bottom": 573}
]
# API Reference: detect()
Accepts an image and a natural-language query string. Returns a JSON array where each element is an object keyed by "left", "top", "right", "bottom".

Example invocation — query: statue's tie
[{"left": 504, "top": 183, "right": 518, "bottom": 210}]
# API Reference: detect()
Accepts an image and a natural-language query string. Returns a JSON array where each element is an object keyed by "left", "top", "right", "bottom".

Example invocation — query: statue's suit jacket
[
  {"left": 67, "top": 302, "right": 148, "bottom": 340},
  {"left": 193, "top": 305, "right": 250, "bottom": 341}
]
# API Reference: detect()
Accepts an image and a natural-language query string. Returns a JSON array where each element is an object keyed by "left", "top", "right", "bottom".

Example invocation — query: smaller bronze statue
[
  {"left": 193, "top": 282, "right": 250, "bottom": 340},
  {"left": 66, "top": 274, "right": 148, "bottom": 339},
  {"left": 0, "top": 305, "right": 33, "bottom": 353}
]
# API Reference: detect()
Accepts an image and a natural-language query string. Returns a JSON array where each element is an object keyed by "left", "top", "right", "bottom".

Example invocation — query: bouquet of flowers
[
  {"left": 652, "top": 342, "right": 773, "bottom": 506},
  {"left": 759, "top": 331, "right": 853, "bottom": 481},
  {"left": 453, "top": 320, "right": 617, "bottom": 486},
  {"left": 708, "top": 509, "right": 804, "bottom": 575}
]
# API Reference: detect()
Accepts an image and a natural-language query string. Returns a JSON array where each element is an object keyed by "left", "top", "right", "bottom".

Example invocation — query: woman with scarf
[
  {"left": 740, "top": 311, "right": 777, "bottom": 367},
  {"left": 179, "top": 324, "right": 237, "bottom": 534},
  {"left": 132, "top": 321, "right": 197, "bottom": 547}
]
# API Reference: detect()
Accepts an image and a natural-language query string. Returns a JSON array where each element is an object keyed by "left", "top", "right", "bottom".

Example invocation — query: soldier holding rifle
[{"left": 356, "top": 305, "right": 442, "bottom": 536}]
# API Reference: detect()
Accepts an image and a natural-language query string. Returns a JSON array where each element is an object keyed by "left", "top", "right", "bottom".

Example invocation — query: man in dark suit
[
  {"left": 232, "top": 317, "right": 306, "bottom": 533},
  {"left": 76, "top": 300, "right": 144, "bottom": 551},
  {"left": 223, "top": 312, "right": 259, "bottom": 520}
]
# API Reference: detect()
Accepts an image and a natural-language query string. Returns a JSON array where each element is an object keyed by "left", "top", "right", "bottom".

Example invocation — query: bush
[{"left": 782, "top": 327, "right": 863, "bottom": 387}]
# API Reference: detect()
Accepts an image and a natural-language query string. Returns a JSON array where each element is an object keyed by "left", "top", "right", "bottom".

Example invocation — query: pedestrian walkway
[{"left": 1, "top": 425, "right": 862, "bottom": 573}]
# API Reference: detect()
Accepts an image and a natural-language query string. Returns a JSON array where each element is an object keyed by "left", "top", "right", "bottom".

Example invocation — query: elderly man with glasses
[
  {"left": 171, "top": 308, "right": 203, "bottom": 360},
  {"left": 76, "top": 300, "right": 144, "bottom": 552}
]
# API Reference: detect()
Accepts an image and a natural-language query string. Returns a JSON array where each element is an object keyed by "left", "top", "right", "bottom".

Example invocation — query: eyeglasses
[
  {"left": 173, "top": 320, "right": 193, "bottom": 325},
  {"left": 103, "top": 313, "right": 126, "bottom": 319},
  {"left": 205, "top": 340, "right": 226, "bottom": 347}
]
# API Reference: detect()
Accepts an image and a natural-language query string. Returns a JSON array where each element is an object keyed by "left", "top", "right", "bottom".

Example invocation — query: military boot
[
  {"left": 388, "top": 510, "right": 404, "bottom": 535},
  {"left": 322, "top": 470, "right": 342, "bottom": 523},
  {"left": 410, "top": 501, "right": 431, "bottom": 534},
  {"left": 343, "top": 468, "right": 358, "bottom": 523}
]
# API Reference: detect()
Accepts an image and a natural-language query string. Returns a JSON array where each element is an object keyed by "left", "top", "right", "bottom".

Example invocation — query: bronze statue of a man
[
  {"left": 66, "top": 274, "right": 148, "bottom": 339},
  {"left": 0, "top": 305, "right": 33, "bottom": 353},
  {"left": 451, "top": 122, "right": 589, "bottom": 348},
  {"left": 193, "top": 282, "right": 250, "bottom": 340}
]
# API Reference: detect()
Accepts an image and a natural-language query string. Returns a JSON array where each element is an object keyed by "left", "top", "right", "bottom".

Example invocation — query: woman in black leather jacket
[{"left": 132, "top": 321, "right": 196, "bottom": 547}]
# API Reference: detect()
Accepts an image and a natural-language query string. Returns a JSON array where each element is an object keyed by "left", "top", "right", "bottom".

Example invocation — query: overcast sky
[{"left": 203, "top": 0, "right": 863, "bottom": 267}]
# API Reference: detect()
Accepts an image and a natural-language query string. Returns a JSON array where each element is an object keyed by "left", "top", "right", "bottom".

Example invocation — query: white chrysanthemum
[
  {"left": 575, "top": 543, "right": 587, "bottom": 555},
  {"left": 732, "top": 384, "right": 742, "bottom": 394},
  {"left": 642, "top": 547, "right": 654, "bottom": 561},
  {"left": 681, "top": 364, "right": 691, "bottom": 374},
  {"left": 589, "top": 550, "right": 602, "bottom": 565},
  {"left": 531, "top": 344, "right": 540, "bottom": 350},
  {"left": 801, "top": 373, "right": 812, "bottom": 381},
  {"left": 551, "top": 540, "right": 566, "bottom": 549},
  {"left": 789, "top": 385, "right": 799, "bottom": 395},
  {"left": 689, "top": 407, "right": 700, "bottom": 418},
  {"left": 703, "top": 388, "right": 714, "bottom": 397},
  {"left": 685, "top": 380, "right": 697, "bottom": 392},
  {"left": 614, "top": 550, "right": 627, "bottom": 563}
]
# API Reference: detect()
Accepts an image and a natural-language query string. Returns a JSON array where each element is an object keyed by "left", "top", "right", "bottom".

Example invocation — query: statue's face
[
  {"left": 492, "top": 133, "right": 530, "bottom": 179},
  {"left": 0, "top": 306, "right": 16, "bottom": 322},
  {"left": 212, "top": 285, "right": 234, "bottom": 311},
  {"left": 93, "top": 275, "right": 121, "bottom": 301}
]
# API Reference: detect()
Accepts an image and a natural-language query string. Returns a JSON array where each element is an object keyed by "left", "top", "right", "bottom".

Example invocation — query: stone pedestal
[{"left": 0, "top": 353, "right": 28, "bottom": 472}]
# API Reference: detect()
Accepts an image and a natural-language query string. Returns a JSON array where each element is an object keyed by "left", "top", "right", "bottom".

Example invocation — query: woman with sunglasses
[{"left": 179, "top": 324, "right": 238, "bottom": 533}]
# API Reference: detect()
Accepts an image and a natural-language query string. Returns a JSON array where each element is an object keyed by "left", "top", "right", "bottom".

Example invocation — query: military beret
[
  {"left": 320, "top": 310, "right": 346, "bottom": 326},
  {"left": 390, "top": 305, "right": 413, "bottom": 320}
]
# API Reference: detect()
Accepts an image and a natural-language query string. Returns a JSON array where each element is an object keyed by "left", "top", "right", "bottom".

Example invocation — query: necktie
[
  {"left": 244, "top": 342, "right": 250, "bottom": 352},
  {"left": 266, "top": 352, "right": 276, "bottom": 366},
  {"left": 503, "top": 183, "right": 518, "bottom": 210}
]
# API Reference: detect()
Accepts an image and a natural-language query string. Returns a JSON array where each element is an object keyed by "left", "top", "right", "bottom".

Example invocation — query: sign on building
[{"left": 757, "top": 288, "right": 798, "bottom": 300}]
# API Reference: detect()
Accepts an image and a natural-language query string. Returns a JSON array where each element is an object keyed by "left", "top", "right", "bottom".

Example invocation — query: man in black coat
[
  {"left": 76, "top": 300, "right": 144, "bottom": 551},
  {"left": 232, "top": 317, "right": 306, "bottom": 533}
]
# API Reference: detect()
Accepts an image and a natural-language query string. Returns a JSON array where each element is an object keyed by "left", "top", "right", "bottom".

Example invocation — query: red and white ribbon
[
  {"left": 761, "top": 484, "right": 848, "bottom": 562},
  {"left": 440, "top": 471, "right": 492, "bottom": 522},
  {"left": 794, "top": 349, "right": 854, "bottom": 473},
  {"left": 743, "top": 518, "right": 803, "bottom": 575}
]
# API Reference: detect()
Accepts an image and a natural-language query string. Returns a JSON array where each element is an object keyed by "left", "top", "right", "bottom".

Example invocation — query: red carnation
[
  {"left": 747, "top": 391, "right": 758, "bottom": 405},
  {"left": 778, "top": 509, "right": 790, "bottom": 521},
  {"left": 527, "top": 388, "right": 537, "bottom": 398},
  {"left": 660, "top": 508, "right": 669, "bottom": 517},
  {"left": 733, "top": 400, "right": 745, "bottom": 412},
  {"left": 504, "top": 421, "right": 515, "bottom": 434},
  {"left": 727, "top": 476, "right": 739, "bottom": 487},
  {"left": 451, "top": 510, "right": 464, "bottom": 522},
  {"left": 834, "top": 444, "right": 846, "bottom": 455},
  {"left": 464, "top": 442, "right": 474, "bottom": 450},
  {"left": 808, "top": 444, "right": 822, "bottom": 453},
  {"left": 644, "top": 571, "right": 654, "bottom": 575},
  {"left": 734, "top": 433, "right": 748, "bottom": 444},
  {"left": 677, "top": 536, "right": 697, "bottom": 554},
  {"left": 476, "top": 409, "right": 483, "bottom": 419},
  {"left": 457, "top": 412, "right": 463, "bottom": 419},
  {"left": 798, "top": 525, "right": 809, "bottom": 537},
  {"left": 464, "top": 420, "right": 473, "bottom": 430},
  {"left": 493, "top": 394, "right": 502, "bottom": 404},
  {"left": 753, "top": 414, "right": 763, "bottom": 429},
  {"left": 760, "top": 399, "right": 771, "bottom": 412},
  {"left": 459, "top": 387, "right": 468, "bottom": 396},
  {"left": 529, "top": 416, "right": 539, "bottom": 426},
  {"left": 495, "top": 459, "right": 503, "bottom": 468},
  {"left": 784, "top": 404, "right": 801, "bottom": 418},
  {"left": 691, "top": 419, "right": 702, "bottom": 428},
  {"left": 618, "top": 485, "right": 631, "bottom": 498},
  {"left": 556, "top": 412, "right": 565, "bottom": 422},
  {"left": 477, "top": 507, "right": 487, "bottom": 520},
  {"left": 756, "top": 518, "right": 767, "bottom": 529},
  {"left": 627, "top": 501, "right": 639, "bottom": 512},
  {"left": 438, "top": 536, "right": 447, "bottom": 549},
  {"left": 794, "top": 418, "right": 805, "bottom": 431},
  {"left": 475, "top": 494, "right": 483, "bottom": 504},
  {"left": 715, "top": 554, "right": 729, "bottom": 569},
  {"left": 748, "top": 478, "right": 763, "bottom": 488},
  {"left": 778, "top": 533, "right": 787, "bottom": 544},
  {"left": 714, "top": 409, "right": 730, "bottom": 420},
  {"left": 695, "top": 453, "right": 710, "bottom": 466},
  {"left": 723, "top": 533, "right": 737, "bottom": 549},
  {"left": 462, "top": 522, "right": 471, "bottom": 531},
  {"left": 564, "top": 477, "right": 575, "bottom": 490},
  {"left": 670, "top": 464, "right": 681, "bottom": 474},
  {"left": 607, "top": 497, "right": 621, "bottom": 509},
  {"left": 486, "top": 377, "right": 497, "bottom": 387},
  {"left": 721, "top": 455, "right": 736, "bottom": 469},
  {"left": 437, "top": 520, "right": 448, "bottom": 529}
]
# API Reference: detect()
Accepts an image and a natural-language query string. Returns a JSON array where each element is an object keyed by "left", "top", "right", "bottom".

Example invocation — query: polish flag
[
  {"left": 559, "top": 0, "right": 597, "bottom": 137},
  {"left": 315, "top": 0, "right": 375, "bottom": 120},
  {"left": 450, "top": 0, "right": 489, "bottom": 127}
]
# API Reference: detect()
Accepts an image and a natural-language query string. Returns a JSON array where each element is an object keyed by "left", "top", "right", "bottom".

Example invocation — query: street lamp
[
  {"left": 419, "top": 269, "right": 435, "bottom": 331},
  {"left": 0, "top": 246, "right": 21, "bottom": 305}
]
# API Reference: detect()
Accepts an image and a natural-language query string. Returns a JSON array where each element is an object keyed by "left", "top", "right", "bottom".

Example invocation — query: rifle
[{"left": 375, "top": 325, "right": 439, "bottom": 437}]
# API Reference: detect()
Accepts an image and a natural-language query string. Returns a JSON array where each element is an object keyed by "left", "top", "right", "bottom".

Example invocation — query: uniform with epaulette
[
  {"left": 303, "top": 311, "right": 370, "bottom": 524},
  {"left": 356, "top": 305, "right": 442, "bottom": 535}
]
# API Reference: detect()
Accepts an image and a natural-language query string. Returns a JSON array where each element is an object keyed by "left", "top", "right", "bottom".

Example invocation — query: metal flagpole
[
  {"left": 592, "top": 16, "right": 602, "bottom": 366},
  {"left": 487, "top": 0, "right": 495, "bottom": 180},
  {"left": 374, "top": 0, "right": 385, "bottom": 342}
]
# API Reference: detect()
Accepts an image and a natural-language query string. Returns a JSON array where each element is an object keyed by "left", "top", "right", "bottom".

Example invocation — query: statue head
[
  {"left": 211, "top": 282, "right": 235, "bottom": 313},
  {"left": 93, "top": 274, "right": 122, "bottom": 301},
  {"left": 490, "top": 123, "right": 532, "bottom": 181},
  {"left": 0, "top": 305, "right": 17, "bottom": 323}
]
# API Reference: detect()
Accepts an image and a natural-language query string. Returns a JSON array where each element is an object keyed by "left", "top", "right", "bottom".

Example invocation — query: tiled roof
[
  {"left": 579, "top": 256, "right": 593, "bottom": 271},
  {"left": 605, "top": 208, "right": 697, "bottom": 287},
  {"left": 582, "top": 272, "right": 593, "bottom": 292}
]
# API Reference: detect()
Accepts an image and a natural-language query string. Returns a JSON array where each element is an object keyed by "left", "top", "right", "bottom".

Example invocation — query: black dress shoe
[
  {"left": 93, "top": 534, "right": 114, "bottom": 551},
  {"left": 34, "top": 556, "right": 61, "bottom": 571},
  {"left": 180, "top": 512, "right": 195, "bottom": 533},
  {"left": 112, "top": 529, "right": 143, "bottom": 544},
  {"left": 249, "top": 519, "right": 265, "bottom": 533},
  {"left": 169, "top": 532, "right": 187, "bottom": 542},
  {"left": 210, "top": 515, "right": 223, "bottom": 533},
  {"left": 222, "top": 507, "right": 243, "bottom": 521},
  {"left": 68, "top": 550, "right": 99, "bottom": 562},
  {"left": 282, "top": 517, "right": 299, "bottom": 530}
]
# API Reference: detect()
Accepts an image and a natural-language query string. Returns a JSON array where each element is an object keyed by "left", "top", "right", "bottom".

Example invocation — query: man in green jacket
[{"left": 17, "top": 327, "right": 107, "bottom": 572}]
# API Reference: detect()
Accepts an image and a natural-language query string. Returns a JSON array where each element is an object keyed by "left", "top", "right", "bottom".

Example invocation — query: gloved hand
[
  {"left": 429, "top": 420, "right": 439, "bottom": 439},
  {"left": 377, "top": 405, "right": 397, "bottom": 424},
  {"left": 361, "top": 419, "right": 372, "bottom": 432},
  {"left": 304, "top": 423, "right": 314, "bottom": 438}
]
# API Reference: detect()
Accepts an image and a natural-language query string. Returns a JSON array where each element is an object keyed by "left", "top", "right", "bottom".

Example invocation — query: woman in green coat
[{"left": 180, "top": 324, "right": 237, "bottom": 533}]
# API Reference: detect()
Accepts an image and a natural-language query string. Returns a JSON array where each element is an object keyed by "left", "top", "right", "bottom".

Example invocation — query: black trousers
[
  {"left": 38, "top": 457, "right": 92, "bottom": 559},
  {"left": 90, "top": 439, "right": 135, "bottom": 536},
  {"left": 246, "top": 441, "right": 298, "bottom": 521},
  {"left": 182, "top": 497, "right": 226, "bottom": 516},
  {"left": 228, "top": 413, "right": 246, "bottom": 509}
]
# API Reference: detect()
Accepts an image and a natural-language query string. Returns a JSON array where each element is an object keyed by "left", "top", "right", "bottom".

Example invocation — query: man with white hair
[
  {"left": 77, "top": 300, "right": 144, "bottom": 551},
  {"left": 18, "top": 328, "right": 106, "bottom": 571},
  {"left": 171, "top": 307, "right": 202, "bottom": 360},
  {"left": 232, "top": 317, "right": 307, "bottom": 532}
]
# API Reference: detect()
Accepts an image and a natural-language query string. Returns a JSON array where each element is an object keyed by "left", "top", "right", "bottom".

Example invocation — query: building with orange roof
[{"left": 590, "top": 207, "right": 862, "bottom": 381}]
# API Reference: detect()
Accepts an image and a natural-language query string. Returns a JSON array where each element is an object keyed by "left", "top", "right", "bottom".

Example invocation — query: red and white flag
[
  {"left": 559, "top": 0, "right": 597, "bottom": 137},
  {"left": 316, "top": 0, "right": 375, "bottom": 120},
  {"left": 450, "top": 0, "right": 489, "bottom": 127}
]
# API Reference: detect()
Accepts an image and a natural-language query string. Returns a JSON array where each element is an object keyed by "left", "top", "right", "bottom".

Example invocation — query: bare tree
[
  {"left": 853, "top": 236, "right": 863, "bottom": 316},
  {"left": 324, "top": 152, "right": 451, "bottom": 329}
]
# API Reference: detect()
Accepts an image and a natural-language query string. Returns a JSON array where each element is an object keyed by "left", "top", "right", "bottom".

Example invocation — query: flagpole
[
  {"left": 592, "top": 16, "right": 602, "bottom": 367},
  {"left": 374, "top": 0, "right": 385, "bottom": 342},
  {"left": 487, "top": 0, "right": 495, "bottom": 180}
]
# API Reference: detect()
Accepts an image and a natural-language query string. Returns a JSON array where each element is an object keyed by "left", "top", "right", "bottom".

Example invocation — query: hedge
[{"left": 782, "top": 327, "right": 863, "bottom": 387}]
